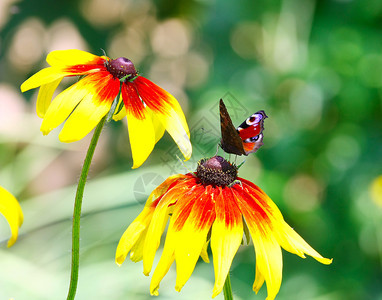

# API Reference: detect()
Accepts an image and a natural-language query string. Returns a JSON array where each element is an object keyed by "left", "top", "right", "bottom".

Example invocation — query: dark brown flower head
[
  {"left": 196, "top": 156, "right": 238, "bottom": 186},
  {"left": 106, "top": 57, "right": 137, "bottom": 81}
]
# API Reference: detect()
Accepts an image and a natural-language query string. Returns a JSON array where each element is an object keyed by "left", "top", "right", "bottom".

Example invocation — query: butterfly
[{"left": 219, "top": 99, "right": 268, "bottom": 156}]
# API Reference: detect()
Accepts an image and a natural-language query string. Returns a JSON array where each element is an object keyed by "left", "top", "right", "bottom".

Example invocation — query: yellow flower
[
  {"left": 21, "top": 49, "right": 191, "bottom": 168},
  {"left": 116, "top": 156, "right": 332, "bottom": 300},
  {"left": 370, "top": 175, "right": 382, "bottom": 207},
  {"left": 0, "top": 186, "right": 23, "bottom": 247},
  {"left": 116, "top": 156, "right": 332, "bottom": 299}
]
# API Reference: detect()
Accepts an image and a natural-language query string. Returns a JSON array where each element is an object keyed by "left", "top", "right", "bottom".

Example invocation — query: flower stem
[
  {"left": 223, "top": 273, "right": 234, "bottom": 300},
  {"left": 66, "top": 116, "right": 106, "bottom": 300}
]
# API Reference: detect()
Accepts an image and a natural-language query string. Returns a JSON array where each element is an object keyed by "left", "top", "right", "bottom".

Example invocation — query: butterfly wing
[
  {"left": 237, "top": 110, "right": 267, "bottom": 155},
  {"left": 219, "top": 99, "right": 246, "bottom": 155},
  {"left": 219, "top": 99, "right": 267, "bottom": 156}
]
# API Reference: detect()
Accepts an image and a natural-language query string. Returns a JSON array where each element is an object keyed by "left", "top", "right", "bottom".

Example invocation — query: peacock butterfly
[{"left": 219, "top": 99, "right": 267, "bottom": 156}]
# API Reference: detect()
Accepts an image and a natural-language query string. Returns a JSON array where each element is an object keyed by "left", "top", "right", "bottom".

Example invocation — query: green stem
[
  {"left": 66, "top": 117, "right": 106, "bottom": 300},
  {"left": 223, "top": 273, "right": 234, "bottom": 300}
]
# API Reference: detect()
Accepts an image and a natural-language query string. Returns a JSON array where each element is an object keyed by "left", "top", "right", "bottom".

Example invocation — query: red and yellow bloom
[
  {"left": 20, "top": 49, "right": 191, "bottom": 168},
  {"left": 116, "top": 156, "right": 332, "bottom": 299},
  {"left": 0, "top": 186, "right": 23, "bottom": 247}
]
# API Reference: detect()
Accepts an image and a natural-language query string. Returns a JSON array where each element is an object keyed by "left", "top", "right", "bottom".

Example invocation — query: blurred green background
[{"left": 1, "top": 0, "right": 382, "bottom": 299}]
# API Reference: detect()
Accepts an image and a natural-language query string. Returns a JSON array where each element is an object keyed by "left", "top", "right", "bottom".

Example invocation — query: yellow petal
[
  {"left": 173, "top": 187, "right": 216, "bottom": 292},
  {"left": 133, "top": 76, "right": 189, "bottom": 136},
  {"left": 126, "top": 107, "right": 156, "bottom": 169},
  {"left": 145, "top": 174, "right": 186, "bottom": 206},
  {"left": 253, "top": 264, "right": 265, "bottom": 294},
  {"left": 40, "top": 79, "right": 92, "bottom": 135},
  {"left": 20, "top": 67, "right": 65, "bottom": 92},
  {"left": 278, "top": 221, "right": 332, "bottom": 265},
  {"left": 58, "top": 94, "right": 110, "bottom": 142},
  {"left": 154, "top": 106, "right": 192, "bottom": 161},
  {"left": 125, "top": 107, "right": 165, "bottom": 168},
  {"left": 116, "top": 175, "right": 184, "bottom": 266},
  {"left": 36, "top": 78, "right": 62, "bottom": 118},
  {"left": 142, "top": 189, "right": 178, "bottom": 275},
  {"left": 46, "top": 49, "right": 103, "bottom": 67},
  {"left": 370, "top": 175, "right": 382, "bottom": 207},
  {"left": 0, "top": 186, "right": 23, "bottom": 247},
  {"left": 211, "top": 226, "right": 242, "bottom": 297},
  {"left": 234, "top": 182, "right": 331, "bottom": 300},
  {"left": 243, "top": 220, "right": 251, "bottom": 245},
  {"left": 130, "top": 178, "right": 183, "bottom": 263},
  {"left": 151, "top": 111, "right": 166, "bottom": 144},
  {"left": 211, "top": 189, "right": 243, "bottom": 298},
  {"left": 150, "top": 212, "right": 187, "bottom": 295},
  {"left": 233, "top": 187, "right": 284, "bottom": 299},
  {"left": 112, "top": 96, "right": 126, "bottom": 121},
  {"left": 115, "top": 206, "right": 154, "bottom": 266},
  {"left": 239, "top": 181, "right": 332, "bottom": 265},
  {"left": 149, "top": 185, "right": 207, "bottom": 295},
  {"left": 132, "top": 77, "right": 191, "bottom": 160},
  {"left": 200, "top": 240, "right": 210, "bottom": 263},
  {"left": 150, "top": 235, "right": 176, "bottom": 296},
  {"left": 163, "top": 94, "right": 190, "bottom": 140},
  {"left": 129, "top": 227, "right": 148, "bottom": 262},
  {"left": 174, "top": 221, "right": 210, "bottom": 292},
  {"left": 211, "top": 218, "right": 242, "bottom": 297},
  {"left": 251, "top": 233, "right": 282, "bottom": 300}
]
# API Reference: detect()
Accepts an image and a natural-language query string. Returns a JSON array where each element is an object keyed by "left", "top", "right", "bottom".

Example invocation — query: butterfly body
[{"left": 219, "top": 99, "right": 267, "bottom": 156}]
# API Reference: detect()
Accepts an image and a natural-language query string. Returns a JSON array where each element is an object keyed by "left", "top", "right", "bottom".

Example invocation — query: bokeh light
[{"left": 8, "top": 18, "right": 45, "bottom": 72}]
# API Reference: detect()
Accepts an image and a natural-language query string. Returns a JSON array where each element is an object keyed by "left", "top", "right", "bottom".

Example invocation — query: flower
[
  {"left": 115, "top": 156, "right": 332, "bottom": 299},
  {"left": 0, "top": 186, "right": 23, "bottom": 247},
  {"left": 20, "top": 49, "right": 191, "bottom": 168},
  {"left": 370, "top": 175, "right": 382, "bottom": 207}
]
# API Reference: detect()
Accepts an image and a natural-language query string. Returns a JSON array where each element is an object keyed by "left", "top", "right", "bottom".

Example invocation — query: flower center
[
  {"left": 106, "top": 57, "right": 137, "bottom": 81},
  {"left": 196, "top": 156, "right": 238, "bottom": 186}
]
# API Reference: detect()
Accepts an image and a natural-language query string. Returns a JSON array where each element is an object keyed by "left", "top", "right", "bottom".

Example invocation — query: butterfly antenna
[
  {"left": 214, "top": 144, "right": 219, "bottom": 156},
  {"left": 100, "top": 48, "right": 107, "bottom": 57},
  {"left": 176, "top": 155, "right": 195, "bottom": 174}
]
